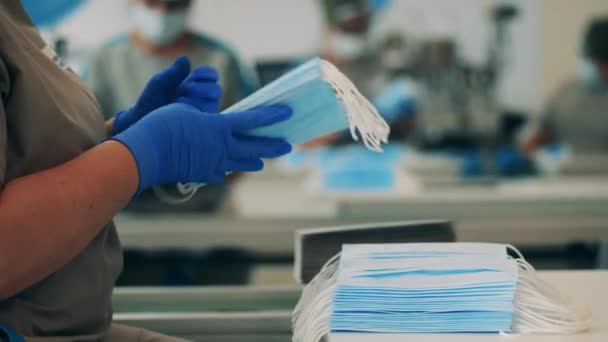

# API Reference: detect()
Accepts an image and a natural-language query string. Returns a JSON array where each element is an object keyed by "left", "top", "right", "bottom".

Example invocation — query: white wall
[
  {"left": 52, "top": 0, "right": 543, "bottom": 112},
  {"left": 495, "top": 0, "right": 542, "bottom": 113},
  {"left": 52, "top": 0, "right": 325, "bottom": 63}
]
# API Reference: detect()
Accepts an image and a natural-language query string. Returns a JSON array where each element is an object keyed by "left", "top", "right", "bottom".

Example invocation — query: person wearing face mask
[
  {"left": 87, "top": 0, "right": 255, "bottom": 119},
  {"left": 522, "top": 17, "right": 608, "bottom": 156},
  {"left": 300, "top": 0, "right": 416, "bottom": 148},
  {"left": 86, "top": 0, "right": 256, "bottom": 212},
  {"left": 322, "top": 0, "right": 383, "bottom": 98}
]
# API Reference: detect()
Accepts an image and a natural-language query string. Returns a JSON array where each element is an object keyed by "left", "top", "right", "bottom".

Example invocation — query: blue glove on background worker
[
  {"left": 113, "top": 56, "right": 223, "bottom": 135},
  {"left": 112, "top": 103, "right": 293, "bottom": 194}
]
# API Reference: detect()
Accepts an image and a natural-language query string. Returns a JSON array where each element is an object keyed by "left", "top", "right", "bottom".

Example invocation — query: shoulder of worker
[
  {"left": 544, "top": 78, "right": 588, "bottom": 113},
  {"left": 193, "top": 33, "right": 246, "bottom": 67},
  {"left": 0, "top": 1, "right": 31, "bottom": 26},
  {"left": 82, "top": 34, "right": 131, "bottom": 79},
  {"left": 193, "top": 32, "right": 259, "bottom": 94},
  {"left": 0, "top": 56, "right": 8, "bottom": 98},
  {"left": 553, "top": 78, "right": 587, "bottom": 97}
]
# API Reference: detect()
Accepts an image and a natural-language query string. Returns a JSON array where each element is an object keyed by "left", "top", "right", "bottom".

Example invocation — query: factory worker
[
  {"left": 0, "top": 1, "right": 291, "bottom": 340},
  {"left": 522, "top": 17, "right": 608, "bottom": 155}
]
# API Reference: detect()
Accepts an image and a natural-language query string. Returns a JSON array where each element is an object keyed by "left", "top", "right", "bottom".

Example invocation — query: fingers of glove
[
  {"left": 225, "top": 158, "right": 264, "bottom": 172},
  {"left": 179, "top": 82, "right": 223, "bottom": 100},
  {"left": 186, "top": 65, "right": 219, "bottom": 82},
  {"left": 151, "top": 55, "right": 191, "bottom": 89},
  {"left": 177, "top": 96, "right": 220, "bottom": 113},
  {"left": 229, "top": 135, "right": 292, "bottom": 160},
  {"left": 225, "top": 105, "right": 292, "bottom": 132}
]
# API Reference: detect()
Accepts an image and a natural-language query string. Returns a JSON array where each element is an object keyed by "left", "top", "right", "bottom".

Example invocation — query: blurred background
[{"left": 26, "top": 0, "right": 608, "bottom": 286}]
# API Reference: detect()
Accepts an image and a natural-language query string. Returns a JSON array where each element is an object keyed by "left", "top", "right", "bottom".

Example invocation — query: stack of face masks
[
  {"left": 292, "top": 243, "right": 591, "bottom": 342},
  {"left": 157, "top": 58, "right": 390, "bottom": 204}
]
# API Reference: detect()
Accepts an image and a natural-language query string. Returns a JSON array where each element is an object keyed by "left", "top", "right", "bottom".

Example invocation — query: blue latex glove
[
  {"left": 112, "top": 103, "right": 293, "bottom": 194},
  {"left": 496, "top": 146, "right": 533, "bottom": 176},
  {"left": 112, "top": 56, "right": 223, "bottom": 135}
]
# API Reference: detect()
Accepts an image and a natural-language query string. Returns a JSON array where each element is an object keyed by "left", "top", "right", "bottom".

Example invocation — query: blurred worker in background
[
  {"left": 87, "top": 0, "right": 255, "bottom": 118},
  {"left": 86, "top": 0, "right": 256, "bottom": 212},
  {"left": 523, "top": 17, "right": 608, "bottom": 155},
  {"left": 322, "top": 0, "right": 383, "bottom": 97},
  {"left": 303, "top": 0, "right": 416, "bottom": 148}
]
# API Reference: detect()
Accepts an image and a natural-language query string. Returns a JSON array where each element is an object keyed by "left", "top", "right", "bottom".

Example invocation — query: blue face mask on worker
[
  {"left": 130, "top": 3, "right": 189, "bottom": 45},
  {"left": 578, "top": 59, "right": 604, "bottom": 88}
]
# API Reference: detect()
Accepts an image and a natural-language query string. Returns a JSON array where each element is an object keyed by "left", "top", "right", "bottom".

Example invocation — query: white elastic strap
[
  {"left": 293, "top": 252, "right": 341, "bottom": 342},
  {"left": 152, "top": 183, "right": 199, "bottom": 205},
  {"left": 507, "top": 245, "right": 591, "bottom": 334},
  {"left": 322, "top": 61, "right": 390, "bottom": 153}
]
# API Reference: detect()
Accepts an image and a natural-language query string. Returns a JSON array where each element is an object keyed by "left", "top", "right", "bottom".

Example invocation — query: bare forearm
[
  {"left": 105, "top": 118, "right": 115, "bottom": 137},
  {"left": 520, "top": 130, "right": 556, "bottom": 154},
  {"left": 0, "top": 140, "right": 138, "bottom": 299}
]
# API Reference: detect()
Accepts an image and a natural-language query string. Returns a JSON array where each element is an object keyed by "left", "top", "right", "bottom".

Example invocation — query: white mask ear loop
[
  {"left": 293, "top": 253, "right": 341, "bottom": 342},
  {"left": 322, "top": 60, "right": 390, "bottom": 152},
  {"left": 152, "top": 183, "right": 199, "bottom": 205},
  {"left": 506, "top": 245, "right": 592, "bottom": 334},
  {"left": 294, "top": 285, "right": 335, "bottom": 342}
]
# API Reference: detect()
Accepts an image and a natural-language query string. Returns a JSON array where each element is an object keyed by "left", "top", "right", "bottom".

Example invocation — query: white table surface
[{"left": 329, "top": 270, "right": 608, "bottom": 342}]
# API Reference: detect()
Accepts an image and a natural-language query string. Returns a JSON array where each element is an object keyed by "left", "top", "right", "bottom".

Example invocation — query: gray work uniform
[
  {"left": 85, "top": 33, "right": 255, "bottom": 120},
  {"left": 542, "top": 80, "right": 608, "bottom": 153},
  {"left": 0, "top": 3, "right": 184, "bottom": 341}
]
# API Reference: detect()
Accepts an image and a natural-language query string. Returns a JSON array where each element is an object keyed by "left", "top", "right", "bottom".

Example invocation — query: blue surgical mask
[
  {"left": 292, "top": 243, "right": 590, "bottom": 341},
  {"left": 130, "top": 4, "right": 188, "bottom": 45},
  {"left": 577, "top": 59, "right": 603, "bottom": 87},
  {"left": 155, "top": 58, "right": 390, "bottom": 204},
  {"left": 230, "top": 58, "right": 389, "bottom": 150}
]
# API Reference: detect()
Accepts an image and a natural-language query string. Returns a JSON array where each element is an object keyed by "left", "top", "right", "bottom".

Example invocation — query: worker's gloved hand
[
  {"left": 176, "top": 65, "right": 222, "bottom": 113},
  {"left": 112, "top": 56, "right": 223, "bottom": 135},
  {"left": 112, "top": 103, "right": 292, "bottom": 195}
]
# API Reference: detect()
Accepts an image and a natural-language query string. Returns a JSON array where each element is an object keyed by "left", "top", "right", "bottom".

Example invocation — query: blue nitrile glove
[
  {"left": 176, "top": 65, "right": 222, "bottom": 113},
  {"left": 111, "top": 103, "right": 293, "bottom": 194},
  {"left": 112, "top": 56, "right": 223, "bottom": 135},
  {"left": 496, "top": 146, "right": 533, "bottom": 176}
]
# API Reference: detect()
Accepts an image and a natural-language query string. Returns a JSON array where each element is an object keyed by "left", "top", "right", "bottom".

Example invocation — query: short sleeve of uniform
[{"left": 0, "top": 57, "right": 9, "bottom": 187}]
